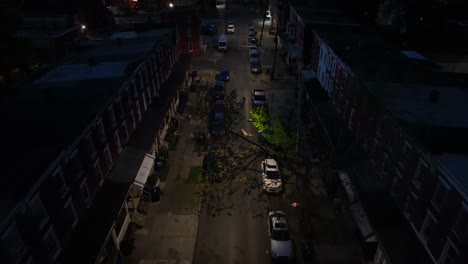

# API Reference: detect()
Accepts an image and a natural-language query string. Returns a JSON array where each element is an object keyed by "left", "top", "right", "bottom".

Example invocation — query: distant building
[
  {"left": 0, "top": 28, "right": 191, "bottom": 264},
  {"left": 160, "top": 5, "right": 202, "bottom": 55},
  {"left": 302, "top": 28, "right": 468, "bottom": 264},
  {"left": 15, "top": 15, "right": 85, "bottom": 59}
]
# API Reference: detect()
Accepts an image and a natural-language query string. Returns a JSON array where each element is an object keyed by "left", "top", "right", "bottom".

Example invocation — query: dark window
[{"left": 432, "top": 178, "right": 449, "bottom": 210}]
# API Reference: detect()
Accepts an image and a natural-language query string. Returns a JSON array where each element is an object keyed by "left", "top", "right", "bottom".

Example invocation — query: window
[
  {"left": 114, "top": 97, "right": 124, "bottom": 121},
  {"left": 103, "top": 145, "right": 113, "bottom": 169},
  {"left": 432, "top": 177, "right": 450, "bottom": 211},
  {"left": 348, "top": 108, "right": 355, "bottom": 130},
  {"left": 135, "top": 101, "right": 142, "bottom": 120},
  {"left": 1, "top": 222, "right": 26, "bottom": 260},
  {"left": 113, "top": 131, "right": 122, "bottom": 154},
  {"left": 92, "top": 159, "right": 104, "bottom": 186},
  {"left": 51, "top": 166, "right": 68, "bottom": 198},
  {"left": 131, "top": 80, "right": 138, "bottom": 98},
  {"left": 120, "top": 121, "right": 129, "bottom": 144},
  {"left": 438, "top": 238, "right": 459, "bottom": 264},
  {"left": 142, "top": 91, "right": 148, "bottom": 111},
  {"left": 96, "top": 119, "right": 107, "bottom": 144},
  {"left": 188, "top": 40, "right": 193, "bottom": 52},
  {"left": 28, "top": 193, "right": 49, "bottom": 229},
  {"left": 67, "top": 149, "right": 83, "bottom": 180},
  {"left": 187, "top": 27, "right": 192, "bottom": 38},
  {"left": 129, "top": 109, "right": 136, "bottom": 129},
  {"left": 79, "top": 179, "right": 91, "bottom": 205},
  {"left": 63, "top": 197, "right": 78, "bottom": 228},
  {"left": 413, "top": 159, "right": 428, "bottom": 189},
  {"left": 420, "top": 210, "right": 437, "bottom": 243},
  {"left": 83, "top": 133, "right": 97, "bottom": 159},
  {"left": 43, "top": 226, "right": 61, "bottom": 261},
  {"left": 107, "top": 105, "right": 116, "bottom": 128},
  {"left": 452, "top": 202, "right": 468, "bottom": 239}
]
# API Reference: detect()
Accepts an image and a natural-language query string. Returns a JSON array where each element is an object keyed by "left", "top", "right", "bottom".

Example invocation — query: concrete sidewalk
[{"left": 124, "top": 93, "right": 206, "bottom": 264}]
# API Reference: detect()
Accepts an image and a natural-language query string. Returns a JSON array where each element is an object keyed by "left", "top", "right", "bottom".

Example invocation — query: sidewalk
[
  {"left": 267, "top": 41, "right": 365, "bottom": 263},
  {"left": 123, "top": 92, "right": 206, "bottom": 264}
]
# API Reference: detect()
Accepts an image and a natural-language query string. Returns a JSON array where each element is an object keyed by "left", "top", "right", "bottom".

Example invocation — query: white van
[{"left": 218, "top": 34, "right": 227, "bottom": 51}]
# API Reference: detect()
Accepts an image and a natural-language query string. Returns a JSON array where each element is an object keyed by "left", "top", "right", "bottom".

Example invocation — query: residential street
[{"left": 125, "top": 2, "right": 363, "bottom": 264}]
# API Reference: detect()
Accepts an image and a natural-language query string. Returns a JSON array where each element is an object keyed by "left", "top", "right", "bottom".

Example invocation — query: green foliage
[
  {"left": 249, "top": 106, "right": 270, "bottom": 133},
  {"left": 186, "top": 166, "right": 202, "bottom": 183},
  {"left": 268, "top": 117, "right": 295, "bottom": 152}
]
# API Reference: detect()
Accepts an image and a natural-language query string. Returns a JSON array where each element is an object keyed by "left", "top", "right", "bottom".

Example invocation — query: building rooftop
[
  {"left": 374, "top": 83, "right": 468, "bottom": 129},
  {"left": 317, "top": 29, "right": 468, "bottom": 153},
  {"left": 59, "top": 54, "right": 191, "bottom": 264},
  {"left": 0, "top": 62, "right": 128, "bottom": 200},
  {"left": 0, "top": 28, "right": 174, "bottom": 205},
  {"left": 294, "top": 9, "right": 358, "bottom": 26},
  {"left": 436, "top": 154, "right": 468, "bottom": 197},
  {"left": 318, "top": 29, "right": 424, "bottom": 84},
  {"left": 359, "top": 190, "right": 435, "bottom": 264}
]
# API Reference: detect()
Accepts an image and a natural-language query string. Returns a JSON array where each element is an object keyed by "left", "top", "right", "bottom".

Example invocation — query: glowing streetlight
[
  {"left": 81, "top": 25, "right": 86, "bottom": 30},
  {"left": 169, "top": 2, "right": 174, "bottom": 8}
]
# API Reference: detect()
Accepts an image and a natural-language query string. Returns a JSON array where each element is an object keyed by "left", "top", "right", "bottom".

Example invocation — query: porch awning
[{"left": 133, "top": 154, "right": 156, "bottom": 189}]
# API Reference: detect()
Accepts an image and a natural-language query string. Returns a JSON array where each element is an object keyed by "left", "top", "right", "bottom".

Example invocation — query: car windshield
[
  {"left": 272, "top": 229, "right": 290, "bottom": 241},
  {"left": 254, "top": 94, "right": 266, "bottom": 101},
  {"left": 250, "top": 53, "right": 258, "bottom": 58},
  {"left": 266, "top": 170, "right": 280, "bottom": 179}
]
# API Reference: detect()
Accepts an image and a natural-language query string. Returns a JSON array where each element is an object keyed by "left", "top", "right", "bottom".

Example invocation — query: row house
[
  {"left": 284, "top": 1, "right": 358, "bottom": 67},
  {"left": 0, "top": 28, "right": 186, "bottom": 264},
  {"left": 305, "top": 29, "right": 468, "bottom": 263}
]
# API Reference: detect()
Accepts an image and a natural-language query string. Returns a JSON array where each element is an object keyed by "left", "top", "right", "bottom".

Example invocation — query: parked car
[
  {"left": 202, "top": 151, "right": 222, "bottom": 182},
  {"left": 248, "top": 24, "right": 256, "bottom": 34},
  {"left": 210, "top": 110, "right": 225, "bottom": 137},
  {"left": 201, "top": 23, "right": 217, "bottom": 35},
  {"left": 251, "top": 89, "right": 267, "bottom": 109},
  {"left": 249, "top": 52, "right": 259, "bottom": 64},
  {"left": 268, "top": 211, "right": 294, "bottom": 262},
  {"left": 261, "top": 158, "right": 282, "bottom": 193},
  {"left": 249, "top": 46, "right": 258, "bottom": 55},
  {"left": 213, "top": 80, "right": 225, "bottom": 100},
  {"left": 250, "top": 61, "right": 262, "bottom": 74},
  {"left": 227, "top": 21, "right": 235, "bottom": 33},
  {"left": 248, "top": 31, "right": 257, "bottom": 40},
  {"left": 249, "top": 37, "right": 258, "bottom": 46},
  {"left": 216, "top": 68, "right": 230, "bottom": 81}
]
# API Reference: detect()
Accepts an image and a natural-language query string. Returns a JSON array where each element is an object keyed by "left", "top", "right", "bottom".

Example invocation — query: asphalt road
[{"left": 192, "top": 3, "right": 276, "bottom": 264}]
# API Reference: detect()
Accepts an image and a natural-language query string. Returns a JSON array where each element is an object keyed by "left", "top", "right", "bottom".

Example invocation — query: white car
[
  {"left": 261, "top": 158, "right": 282, "bottom": 193},
  {"left": 268, "top": 211, "right": 294, "bottom": 261},
  {"left": 227, "top": 24, "right": 235, "bottom": 33}
]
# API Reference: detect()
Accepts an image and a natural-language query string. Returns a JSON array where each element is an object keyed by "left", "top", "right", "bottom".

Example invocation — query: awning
[
  {"left": 350, "top": 202, "right": 377, "bottom": 242},
  {"left": 133, "top": 154, "right": 156, "bottom": 189}
]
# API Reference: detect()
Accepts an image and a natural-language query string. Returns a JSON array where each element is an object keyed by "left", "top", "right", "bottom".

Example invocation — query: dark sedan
[{"left": 250, "top": 61, "right": 262, "bottom": 74}]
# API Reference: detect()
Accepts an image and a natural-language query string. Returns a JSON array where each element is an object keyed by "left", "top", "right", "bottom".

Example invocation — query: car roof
[
  {"left": 265, "top": 158, "right": 278, "bottom": 166},
  {"left": 270, "top": 214, "right": 288, "bottom": 231},
  {"left": 253, "top": 89, "right": 265, "bottom": 94}
]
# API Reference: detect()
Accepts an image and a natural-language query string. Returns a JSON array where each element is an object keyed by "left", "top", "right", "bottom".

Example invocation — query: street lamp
[{"left": 169, "top": 2, "right": 174, "bottom": 8}]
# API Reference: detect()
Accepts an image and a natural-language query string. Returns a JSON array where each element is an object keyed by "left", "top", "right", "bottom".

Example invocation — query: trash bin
[
  {"left": 150, "top": 186, "right": 161, "bottom": 202},
  {"left": 191, "top": 70, "right": 197, "bottom": 81}
]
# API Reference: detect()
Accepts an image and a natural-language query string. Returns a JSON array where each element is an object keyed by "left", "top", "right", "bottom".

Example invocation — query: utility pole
[
  {"left": 270, "top": 20, "right": 279, "bottom": 81},
  {"left": 295, "top": 65, "right": 303, "bottom": 153},
  {"left": 258, "top": 0, "right": 269, "bottom": 46},
  {"left": 224, "top": 0, "right": 228, "bottom": 34}
]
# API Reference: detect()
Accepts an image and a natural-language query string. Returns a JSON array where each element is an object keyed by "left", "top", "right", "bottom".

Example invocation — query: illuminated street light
[
  {"left": 81, "top": 25, "right": 86, "bottom": 30},
  {"left": 169, "top": 2, "right": 174, "bottom": 8}
]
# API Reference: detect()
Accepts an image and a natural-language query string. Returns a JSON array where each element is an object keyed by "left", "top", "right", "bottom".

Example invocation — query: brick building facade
[
  {"left": 0, "top": 28, "right": 189, "bottom": 264},
  {"left": 305, "top": 29, "right": 468, "bottom": 264}
]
